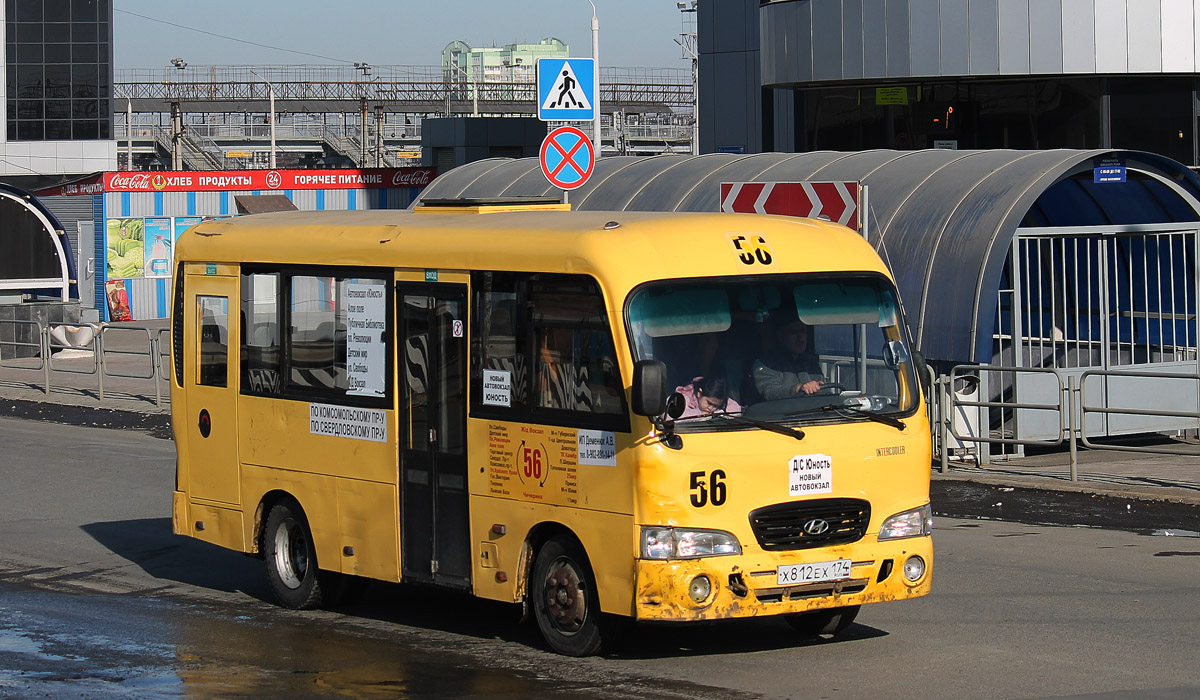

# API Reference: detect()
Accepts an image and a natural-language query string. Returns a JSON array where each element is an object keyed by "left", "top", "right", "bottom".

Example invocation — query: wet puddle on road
[{"left": 0, "top": 581, "right": 720, "bottom": 699}]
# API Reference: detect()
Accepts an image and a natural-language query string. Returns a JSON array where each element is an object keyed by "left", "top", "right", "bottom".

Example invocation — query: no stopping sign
[{"left": 539, "top": 126, "right": 595, "bottom": 191}]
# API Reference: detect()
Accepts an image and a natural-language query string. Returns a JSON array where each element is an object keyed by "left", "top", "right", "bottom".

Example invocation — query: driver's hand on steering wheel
[{"left": 796, "top": 379, "right": 824, "bottom": 395}]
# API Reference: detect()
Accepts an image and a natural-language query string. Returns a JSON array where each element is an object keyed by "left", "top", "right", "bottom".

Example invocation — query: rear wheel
[
  {"left": 784, "top": 605, "right": 861, "bottom": 638},
  {"left": 531, "top": 535, "right": 616, "bottom": 656},
  {"left": 263, "top": 497, "right": 328, "bottom": 609}
]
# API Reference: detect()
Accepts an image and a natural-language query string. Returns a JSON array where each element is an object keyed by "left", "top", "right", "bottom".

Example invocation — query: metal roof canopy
[{"left": 415, "top": 150, "right": 1200, "bottom": 364}]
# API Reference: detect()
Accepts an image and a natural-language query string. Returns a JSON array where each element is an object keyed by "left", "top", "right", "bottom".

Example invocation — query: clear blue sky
[{"left": 113, "top": 1, "right": 692, "bottom": 70}]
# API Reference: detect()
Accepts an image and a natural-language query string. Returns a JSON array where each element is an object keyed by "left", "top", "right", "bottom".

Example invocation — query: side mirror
[
  {"left": 882, "top": 339, "right": 912, "bottom": 370},
  {"left": 631, "top": 360, "right": 669, "bottom": 416}
]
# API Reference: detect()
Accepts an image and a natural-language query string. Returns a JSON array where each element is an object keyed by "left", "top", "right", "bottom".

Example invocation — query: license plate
[{"left": 776, "top": 558, "right": 852, "bottom": 586}]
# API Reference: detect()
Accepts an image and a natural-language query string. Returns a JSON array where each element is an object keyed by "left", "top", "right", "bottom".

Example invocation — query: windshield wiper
[
  {"left": 711, "top": 411, "right": 805, "bottom": 441},
  {"left": 782, "top": 402, "right": 906, "bottom": 430},
  {"left": 822, "top": 404, "right": 906, "bottom": 430}
]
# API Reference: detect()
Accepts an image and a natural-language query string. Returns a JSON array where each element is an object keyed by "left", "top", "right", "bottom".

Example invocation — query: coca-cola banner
[
  {"left": 105, "top": 167, "right": 436, "bottom": 193},
  {"left": 37, "top": 168, "right": 437, "bottom": 196}
]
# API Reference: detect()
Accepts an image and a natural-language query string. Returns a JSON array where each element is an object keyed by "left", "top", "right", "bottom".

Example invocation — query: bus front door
[
  {"left": 183, "top": 273, "right": 240, "bottom": 506},
  {"left": 398, "top": 285, "right": 471, "bottom": 589}
]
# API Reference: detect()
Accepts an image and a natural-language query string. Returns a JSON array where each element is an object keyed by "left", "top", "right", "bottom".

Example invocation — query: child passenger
[{"left": 676, "top": 376, "right": 742, "bottom": 419}]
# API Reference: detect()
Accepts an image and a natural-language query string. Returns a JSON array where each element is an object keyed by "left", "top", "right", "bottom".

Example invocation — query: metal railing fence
[
  {"left": 0, "top": 320, "right": 169, "bottom": 408},
  {"left": 0, "top": 319, "right": 46, "bottom": 371},
  {"left": 936, "top": 363, "right": 1200, "bottom": 480},
  {"left": 938, "top": 364, "right": 1074, "bottom": 477},
  {"left": 1078, "top": 369, "right": 1200, "bottom": 456},
  {"left": 98, "top": 325, "right": 165, "bottom": 406}
]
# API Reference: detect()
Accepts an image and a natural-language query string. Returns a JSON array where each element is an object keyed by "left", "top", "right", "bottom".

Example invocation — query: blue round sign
[{"left": 539, "top": 126, "right": 595, "bottom": 191}]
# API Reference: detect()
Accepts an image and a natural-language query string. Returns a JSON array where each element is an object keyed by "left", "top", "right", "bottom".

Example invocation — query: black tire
[
  {"left": 784, "top": 605, "right": 861, "bottom": 638},
  {"left": 263, "top": 497, "right": 328, "bottom": 610},
  {"left": 531, "top": 535, "right": 616, "bottom": 656}
]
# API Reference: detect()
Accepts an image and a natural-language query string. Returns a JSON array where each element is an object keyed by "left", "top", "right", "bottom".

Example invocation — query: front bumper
[{"left": 633, "top": 536, "right": 932, "bottom": 621}]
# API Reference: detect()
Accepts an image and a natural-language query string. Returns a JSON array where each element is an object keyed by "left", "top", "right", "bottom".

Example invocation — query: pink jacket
[{"left": 675, "top": 379, "right": 742, "bottom": 419}]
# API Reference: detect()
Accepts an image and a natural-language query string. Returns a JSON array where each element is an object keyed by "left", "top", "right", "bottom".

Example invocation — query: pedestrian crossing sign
[{"left": 536, "top": 58, "right": 596, "bottom": 121}]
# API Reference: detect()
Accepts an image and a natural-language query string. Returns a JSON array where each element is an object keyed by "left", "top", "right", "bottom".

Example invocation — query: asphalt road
[{"left": 1, "top": 416, "right": 1199, "bottom": 699}]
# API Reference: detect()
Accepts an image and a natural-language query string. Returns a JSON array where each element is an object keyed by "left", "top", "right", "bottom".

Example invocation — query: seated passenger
[
  {"left": 676, "top": 376, "right": 742, "bottom": 418},
  {"left": 753, "top": 316, "right": 825, "bottom": 399}
]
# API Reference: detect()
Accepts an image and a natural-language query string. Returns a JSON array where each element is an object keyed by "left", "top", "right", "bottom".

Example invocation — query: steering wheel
[{"left": 812, "top": 382, "right": 846, "bottom": 396}]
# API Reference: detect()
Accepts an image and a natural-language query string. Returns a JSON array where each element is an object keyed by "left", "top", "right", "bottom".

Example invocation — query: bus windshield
[{"left": 627, "top": 274, "right": 919, "bottom": 429}]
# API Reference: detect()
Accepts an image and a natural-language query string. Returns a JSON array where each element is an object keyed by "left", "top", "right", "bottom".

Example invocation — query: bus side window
[
  {"left": 472, "top": 272, "right": 530, "bottom": 410},
  {"left": 534, "top": 326, "right": 622, "bottom": 414},
  {"left": 241, "top": 272, "right": 282, "bottom": 395},
  {"left": 471, "top": 271, "right": 625, "bottom": 421},
  {"left": 530, "top": 277, "right": 623, "bottom": 416},
  {"left": 197, "top": 295, "right": 229, "bottom": 388}
]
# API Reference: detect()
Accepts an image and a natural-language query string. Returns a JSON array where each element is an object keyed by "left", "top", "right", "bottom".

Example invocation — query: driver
[{"left": 752, "top": 316, "right": 825, "bottom": 399}]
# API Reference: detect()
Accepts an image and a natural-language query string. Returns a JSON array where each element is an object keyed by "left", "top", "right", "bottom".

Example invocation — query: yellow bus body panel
[{"left": 171, "top": 207, "right": 930, "bottom": 622}]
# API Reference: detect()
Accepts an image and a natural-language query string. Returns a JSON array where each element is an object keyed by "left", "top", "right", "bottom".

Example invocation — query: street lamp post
[
  {"left": 168, "top": 58, "right": 186, "bottom": 170},
  {"left": 249, "top": 69, "right": 277, "bottom": 169},
  {"left": 677, "top": 1, "right": 698, "bottom": 155},
  {"left": 355, "top": 63, "right": 373, "bottom": 166},
  {"left": 587, "top": 0, "right": 600, "bottom": 155},
  {"left": 127, "top": 95, "right": 133, "bottom": 169}
]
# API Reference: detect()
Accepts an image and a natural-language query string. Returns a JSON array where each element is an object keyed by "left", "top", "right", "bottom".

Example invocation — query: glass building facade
[
  {"left": 792, "top": 76, "right": 1195, "bottom": 166},
  {"left": 5, "top": 0, "right": 112, "bottom": 142},
  {"left": 701, "top": 0, "right": 1200, "bottom": 167}
]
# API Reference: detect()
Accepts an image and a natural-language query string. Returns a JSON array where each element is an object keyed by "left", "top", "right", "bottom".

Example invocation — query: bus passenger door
[
  {"left": 398, "top": 285, "right": 471, "bottom": 589},
  {"left": 183, "top": 273, "right": 240, "bottom": 505}
]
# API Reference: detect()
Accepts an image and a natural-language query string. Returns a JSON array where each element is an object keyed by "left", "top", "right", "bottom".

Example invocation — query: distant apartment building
[
  {"left": 441, "top": 37, "right": 568, "bottom": 96},
  {"left": 1, "top": 0, "right": 117, "bottom": 184}
]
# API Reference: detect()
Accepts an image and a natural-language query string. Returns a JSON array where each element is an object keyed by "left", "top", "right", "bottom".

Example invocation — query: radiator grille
[{"left": 748, "top": 498, "right": 870, "bottom": 550}]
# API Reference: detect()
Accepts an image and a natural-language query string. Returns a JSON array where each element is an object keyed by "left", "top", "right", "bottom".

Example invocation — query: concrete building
[
  {"left": 701, "top": 0, "right": 1200, "bottom": 165},
  {"left": 1, "top": 0, "right": 117, "bottom": 184}
]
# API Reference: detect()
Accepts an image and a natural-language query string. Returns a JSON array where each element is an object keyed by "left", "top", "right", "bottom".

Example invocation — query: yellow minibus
[{"left": 170, "top": 199, "right": 932, "bottom": 656}]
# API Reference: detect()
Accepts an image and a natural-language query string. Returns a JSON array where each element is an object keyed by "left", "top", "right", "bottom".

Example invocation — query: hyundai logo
[{"left": 802, "top": 518, "right": 831, "bottom": 536}]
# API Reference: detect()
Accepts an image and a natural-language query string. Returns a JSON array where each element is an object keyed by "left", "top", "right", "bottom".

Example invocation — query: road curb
[
  {"left": 932, "top": 470, "right": 1200, "bottom": 507},
  {"left": 0, "top": 397, "right": 171, "bottom": 440},
  {"left": 931, "top": 478, "right": 1200, "bottom": 534}
]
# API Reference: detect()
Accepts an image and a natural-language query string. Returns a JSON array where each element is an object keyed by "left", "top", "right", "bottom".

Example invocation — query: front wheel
[
  {"left": 531, "top": 535, "right": 617, "bottom": 656},
  {"left": 784, "top": 605, "right": 860, "bottom": 638},
  {"left": 263, "top": 497, "right": 328, "bottom": 609}
]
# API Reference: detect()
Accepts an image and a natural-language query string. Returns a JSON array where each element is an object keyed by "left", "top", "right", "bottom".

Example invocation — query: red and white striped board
[{"left": 719, "top": 181, "right": 861, "bottom": 231}]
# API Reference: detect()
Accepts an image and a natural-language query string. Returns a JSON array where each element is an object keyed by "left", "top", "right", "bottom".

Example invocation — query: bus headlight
[
  {"left": 878, "top": 504, "right": 933, "bottom": 540},
  {"left": 640, "top": 527, "right": 742, "bottom": 560}
]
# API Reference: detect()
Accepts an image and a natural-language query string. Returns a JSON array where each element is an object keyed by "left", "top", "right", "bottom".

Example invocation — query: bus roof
[{"left": 177, "top": 207, "right": 892, "bottom": 295}]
